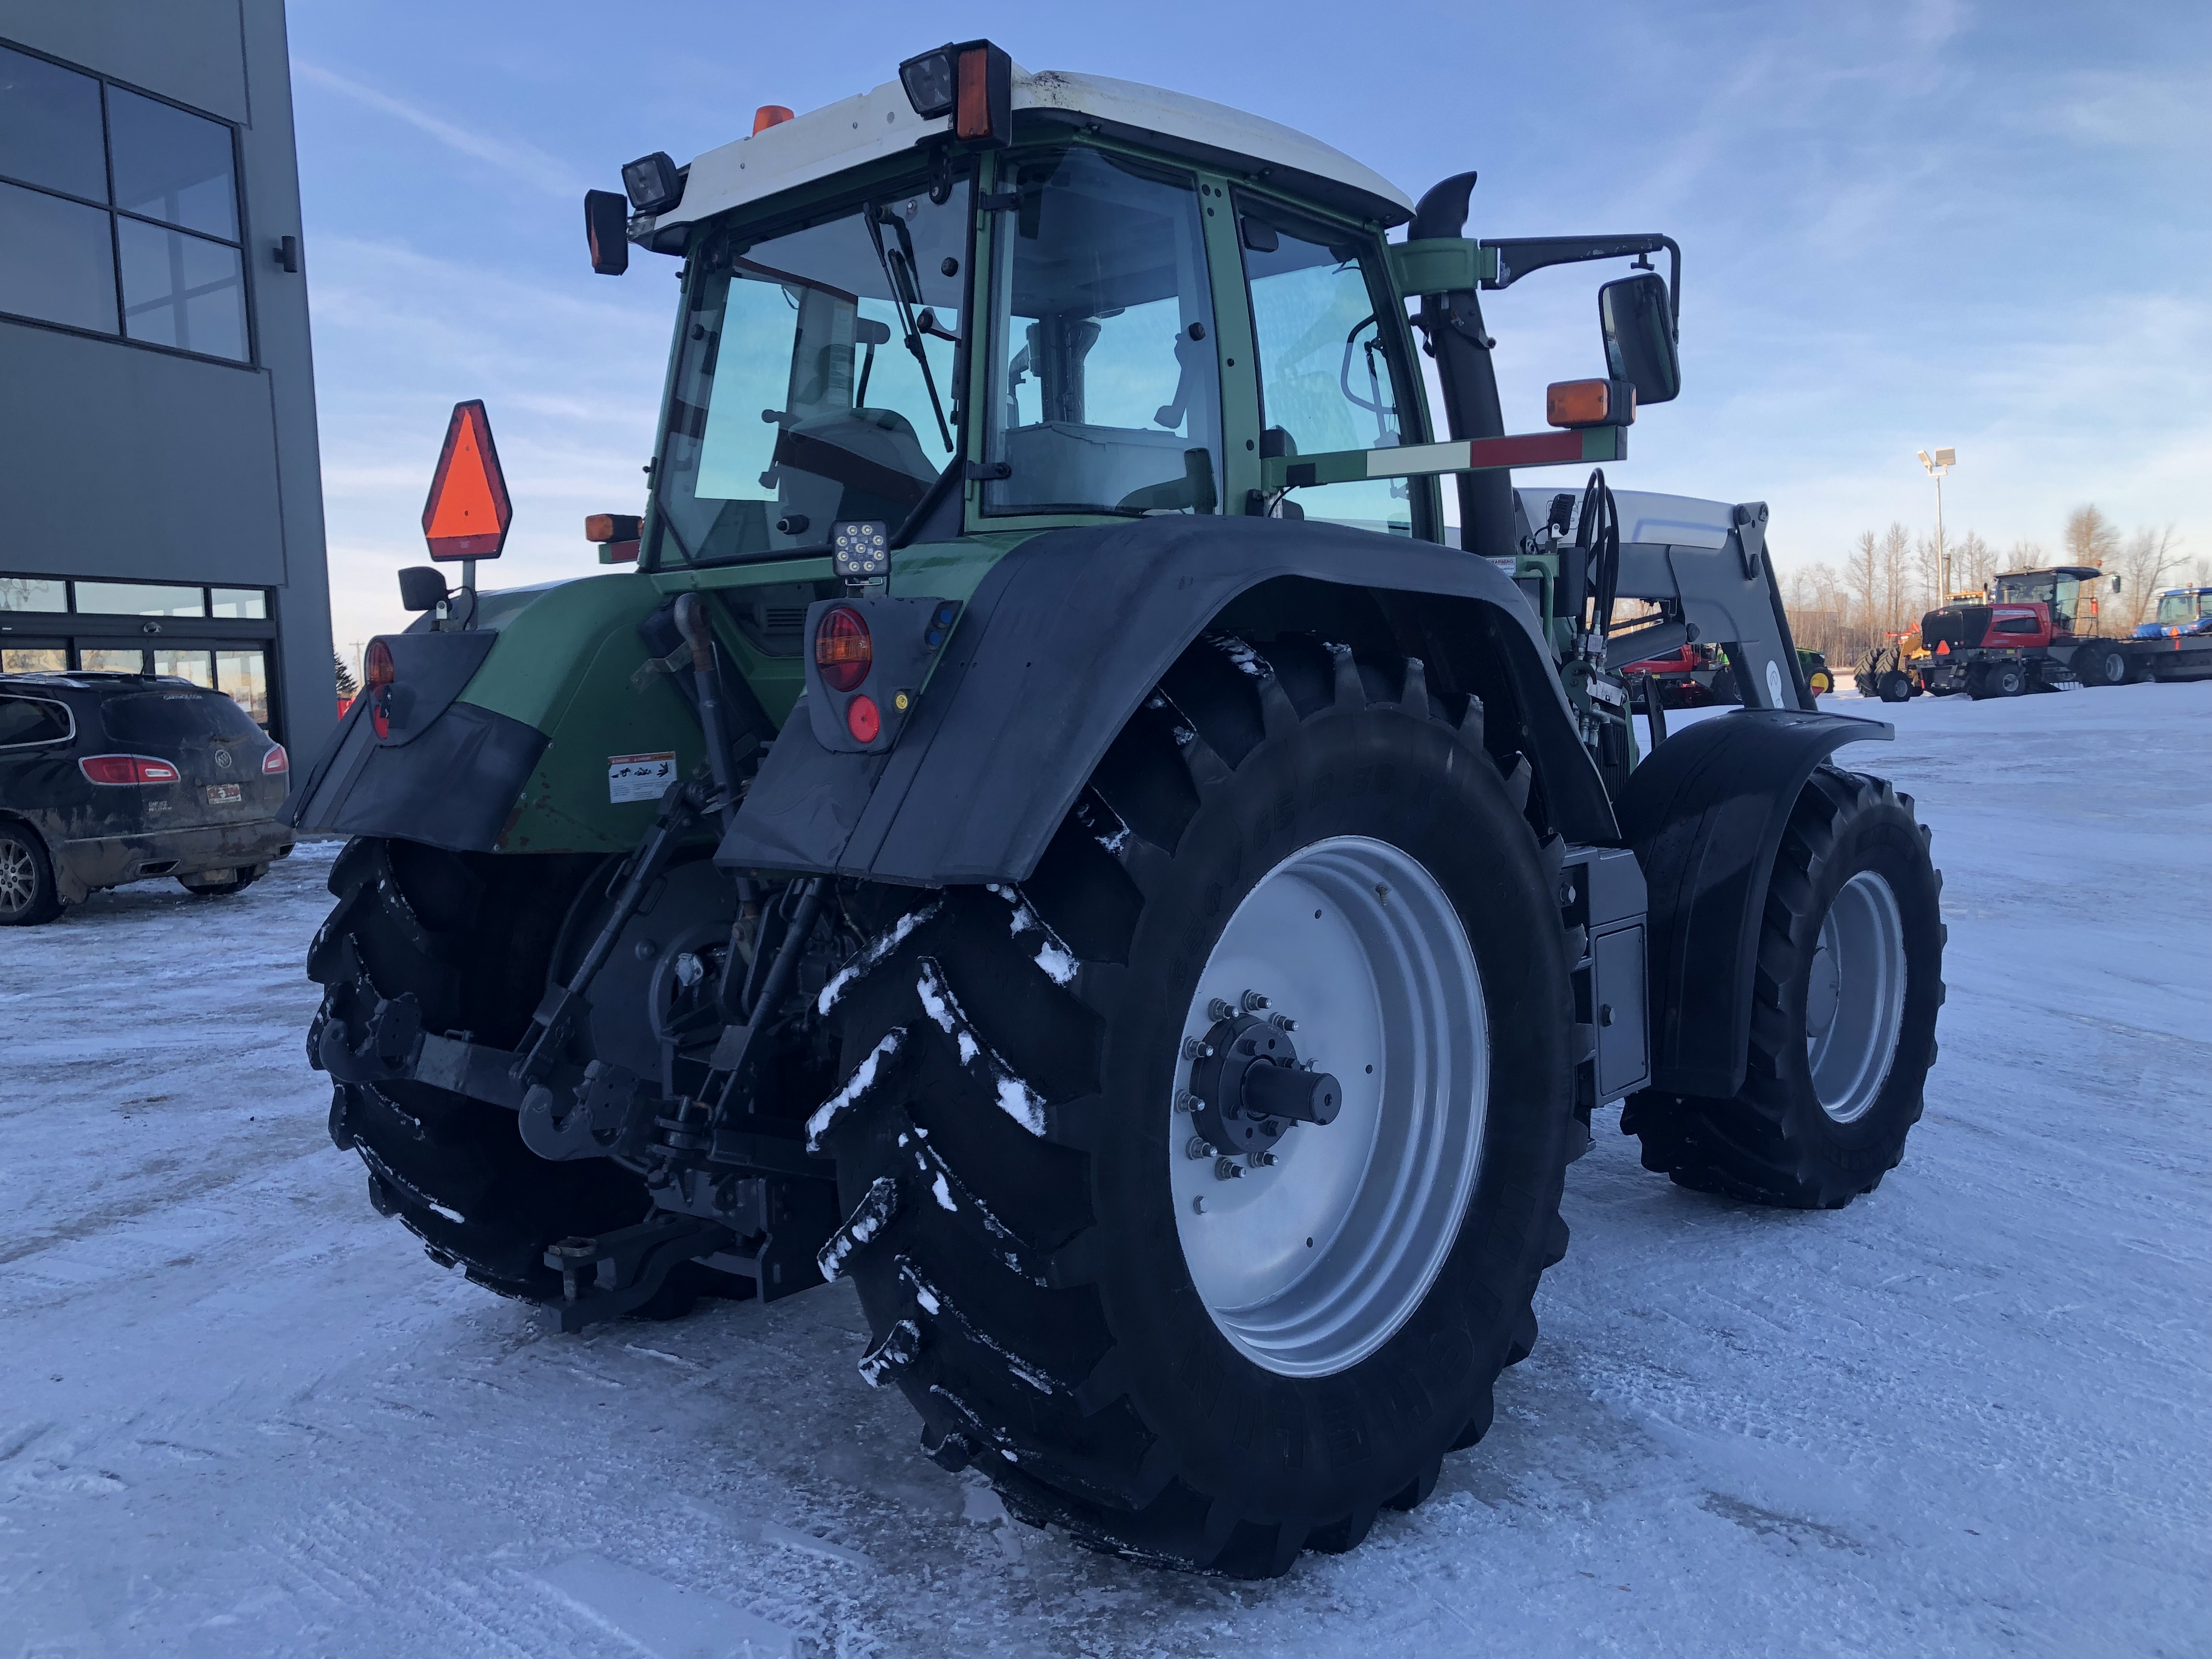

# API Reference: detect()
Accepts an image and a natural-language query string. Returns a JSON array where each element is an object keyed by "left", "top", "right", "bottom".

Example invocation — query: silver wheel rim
[
  {"left": 1170, "top": 836, "right": 1487, "bottom": 1378},
  {"left": 1804, "top": 869, "right": 1907, "bottom": 1123},
  {"left": 0, "top": 839, "right": 34, "bottom": 913}
]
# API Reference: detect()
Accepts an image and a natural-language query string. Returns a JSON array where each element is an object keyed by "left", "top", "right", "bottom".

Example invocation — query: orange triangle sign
[{"left": 421, "top": 399, "right": 513, "bottom": 561}]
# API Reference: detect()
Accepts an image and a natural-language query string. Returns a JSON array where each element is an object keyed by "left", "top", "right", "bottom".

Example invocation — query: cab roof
[
  {"left": 1993, "top": 567, "right": 2102, "bottom": 582},
  {"left": 645, "top": 64, "right": 1416, "bottom": 243}
]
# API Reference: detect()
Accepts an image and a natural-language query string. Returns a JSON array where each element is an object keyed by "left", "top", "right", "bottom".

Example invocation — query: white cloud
[{"left": 294, "top": 61, "right": 590, "bottom": 198}]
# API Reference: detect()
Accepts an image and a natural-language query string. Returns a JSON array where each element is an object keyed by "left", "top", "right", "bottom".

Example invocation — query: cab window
[
  {"left": 1239, "top": 204, "right": 1413, "bottom": 534},
  {"left": 980, "top": 147, "right": 1221, "bottom": 517},
  {"left": 653, "top": 182, "right": 968, "bottom": 565}
]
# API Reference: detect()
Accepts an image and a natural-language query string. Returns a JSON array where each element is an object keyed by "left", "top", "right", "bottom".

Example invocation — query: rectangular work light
[
  {"left": 620, "top": 151, "right": 682, "bottom": 216},
  {"left": 898, "top": 41, "right": 1012, "bottom": 145}
]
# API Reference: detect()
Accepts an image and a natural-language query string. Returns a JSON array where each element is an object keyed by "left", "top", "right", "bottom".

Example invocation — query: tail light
[
  {"left": 365, "top": 640, "right": 396, "bottom": 687},
  {"left": 815, "top": 606, "right": 873, "bottom": 692},
  {"left": 81, "top": 754, "right": 180, "bottom": 785},
  {"left": 263, "top": 744, "right": 289, "bottom": 775}
]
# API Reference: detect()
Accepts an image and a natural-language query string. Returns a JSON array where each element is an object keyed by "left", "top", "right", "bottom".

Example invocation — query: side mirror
[
  {"left": 397, "top": 566, "right": 449, "bottom": 612},
  {"left": 1599, "top": 272, "right": 1680, "bottom": 405}
]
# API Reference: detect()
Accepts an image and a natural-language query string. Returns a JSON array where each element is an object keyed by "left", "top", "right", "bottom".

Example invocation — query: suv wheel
[
  {"left": 811, "top": 635, "right": 1577, "bottom": 1576},
  {"left": 0, "top": 821, "right": 64, "bottom": 926}
]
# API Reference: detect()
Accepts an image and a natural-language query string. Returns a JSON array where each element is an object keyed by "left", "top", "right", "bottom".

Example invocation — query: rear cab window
[
  {"left": 101, "top": 689, "right": 265, "bottom": 747},
  {"left": 0, "top": 692, "right": 74, "bottom": 747}
]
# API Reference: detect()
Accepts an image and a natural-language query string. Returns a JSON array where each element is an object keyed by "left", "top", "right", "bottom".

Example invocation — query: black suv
[{"left": 0, "top": 672, "right": 295, "bottom": 926}]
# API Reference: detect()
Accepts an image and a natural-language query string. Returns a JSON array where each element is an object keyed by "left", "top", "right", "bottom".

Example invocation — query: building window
[{"left": 0, "top": 43, "right": 248, "bottom": 363}]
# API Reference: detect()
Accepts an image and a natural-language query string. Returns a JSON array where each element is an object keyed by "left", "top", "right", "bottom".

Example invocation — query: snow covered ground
[{"left": 3, "top": 683, "right": 2207, "bottom": 1658}]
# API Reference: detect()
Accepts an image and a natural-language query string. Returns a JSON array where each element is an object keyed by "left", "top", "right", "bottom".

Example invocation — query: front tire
[
  {"left": 2075, "top": 642, "right": 2129, "bottom": 687},
  {"left": 811, "top": 636, "right": 1577, "bottom": 1576},
  {"left": 1623, "top": 768, "right": 1943, "bottom": 1208}
]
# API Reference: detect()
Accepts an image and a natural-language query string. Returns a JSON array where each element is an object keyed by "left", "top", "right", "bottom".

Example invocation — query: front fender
[
  {"left": 1616, "top": 708, "right": 1893, "bottom": 1099},
  {"left": 720, "top": 515, "right": 1614, "bottom": 885}
]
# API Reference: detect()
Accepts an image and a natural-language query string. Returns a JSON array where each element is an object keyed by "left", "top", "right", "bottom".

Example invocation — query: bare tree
[
  {"left": 2114, "top": 526, "right": 2183, "bottom": 629},
  {"left": 1878, "top": 522, "right": 1914, "bottom": 636},
  {"left": 1849, "top": 529, "right": 1879, "bottom": 640},
  {"left": 1950, "top": 531, "right": 1996, "bottom": 596},
  {"left": 2064, "top": 505, "right": 2120, "bottom": 569}
]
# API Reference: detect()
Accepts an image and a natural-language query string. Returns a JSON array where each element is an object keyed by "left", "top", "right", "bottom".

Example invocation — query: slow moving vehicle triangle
[{"left": 421, "top": 399, "right": 512, "bottom": 561}]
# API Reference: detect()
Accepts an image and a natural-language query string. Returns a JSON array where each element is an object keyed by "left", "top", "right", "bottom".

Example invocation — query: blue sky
[{"left": 286, "top": 0, "right": 2210, "bottom": 649}]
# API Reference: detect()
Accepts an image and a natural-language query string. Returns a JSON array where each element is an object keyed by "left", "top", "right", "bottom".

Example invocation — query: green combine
[{"left": 290, "top": 43, "right": 1944, "bottom": 1576}]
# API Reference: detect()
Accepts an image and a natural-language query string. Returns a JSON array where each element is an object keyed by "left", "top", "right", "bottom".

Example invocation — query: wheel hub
[
  {"left": 1169, "top": 836, "right": 1487, "bottom": 1379},
  {"left": 1184, "top": 1006, "right": 1342, "bottom": 1171}
]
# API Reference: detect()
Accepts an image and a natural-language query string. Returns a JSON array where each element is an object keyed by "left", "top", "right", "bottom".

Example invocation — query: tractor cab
[
  {"left": 1988, "top": 566, "right": 2103, "bottom": 640},
  {"left": 2141, "top": 585, "right": 2212, "bottom": 639}
]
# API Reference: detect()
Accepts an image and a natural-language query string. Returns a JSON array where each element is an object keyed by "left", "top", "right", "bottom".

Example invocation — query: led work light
[
  {"left": 620, "top": 151, "right": 682, "bottom": 216},
  {"left": 832, "top": 520, "right": 890, "bottom": 583},
  {"left": 898, "top": 41, "right": 1012, "bottom": 145}
]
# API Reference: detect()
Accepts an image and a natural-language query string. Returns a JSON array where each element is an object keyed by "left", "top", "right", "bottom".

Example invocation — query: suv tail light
[
  {"left": 815, "top": 605, "right": 873, "bottom": 692},
  {"left": 81, "top": 754, "right": 180, "bottom": 785},
  {"left": 262, "top": 744, "right": 289, "bottom": 775}
]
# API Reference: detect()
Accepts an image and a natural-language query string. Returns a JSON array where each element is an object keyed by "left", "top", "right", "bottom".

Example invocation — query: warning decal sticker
[{"left": 608, "top": 752, "right": 676, "bottom": 803}]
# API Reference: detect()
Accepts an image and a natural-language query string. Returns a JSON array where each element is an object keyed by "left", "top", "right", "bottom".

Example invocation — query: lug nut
[
  {"left": 1214, "top": 1158, "right": 1245, "bottom": 1181},
  {"left": 1269, "top": 1013, "right": 1298, "bottom": 1033},
  {"left": 1182, "top": 1036, "right": 1214, "bottom": 1060},
  {"left": 1240, "top": 989, "right": 1271, "bottom": 1012},
  {"left": 1173, "top": 1090, "right": 1200, "bottom": 1114},
  {"left": 1186, "top": 1137, "right": 1215, "bottom": 1160},
  {"left": 1208, "top": 997, "right": 1237, "bottom": 1022},
  {"left": 1247, "top": 1150, "right": 1277, "bottom": 1169}
]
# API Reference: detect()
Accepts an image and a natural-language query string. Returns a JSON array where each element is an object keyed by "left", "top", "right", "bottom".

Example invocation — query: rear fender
[
  {"left": 1616, "top": 708, "right": 1893, "bottom": 1098},
  {"left": 720, "top": 515, "right": 1616, "bottom": 884}
]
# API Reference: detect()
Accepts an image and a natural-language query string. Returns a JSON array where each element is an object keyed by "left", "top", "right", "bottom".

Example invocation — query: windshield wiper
[{"left": 865, "top": 206, "right": 955, "bottom": 453}]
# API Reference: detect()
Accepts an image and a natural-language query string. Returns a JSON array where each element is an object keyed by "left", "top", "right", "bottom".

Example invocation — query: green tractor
[{"left": 291, "top": 43, "right": 1944, "bottom": 1577}]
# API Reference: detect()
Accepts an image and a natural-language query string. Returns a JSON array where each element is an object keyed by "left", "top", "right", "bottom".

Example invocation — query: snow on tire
[{"left": 810, "top": 634, "right": 1581, "bottom": 1577}]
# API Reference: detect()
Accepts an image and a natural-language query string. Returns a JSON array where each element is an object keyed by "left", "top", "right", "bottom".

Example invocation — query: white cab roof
[{"left": 648, "top": 64, "right": 1415, "bottom": 239}]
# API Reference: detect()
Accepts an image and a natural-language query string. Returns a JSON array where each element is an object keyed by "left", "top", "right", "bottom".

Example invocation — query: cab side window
[
  {"left": 0, "top": 694, "right": 73, "bottom": 747},
  {"left": 1239, "top": 206, "right": 1413, "bottom": 534},
  {"left": 981, "top": 148, "right": 1220, "bottom": 517}
]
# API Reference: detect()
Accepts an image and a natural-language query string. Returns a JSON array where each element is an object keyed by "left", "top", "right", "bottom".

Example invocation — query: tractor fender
[
  {"left": 720, "top": 514, "right": 1616, "bottom": 885},
  {"left": 285, "top": 627, "right": 546, "bottom": 853},
  {"left": 1615, "top": 707, "right": 1893, "bottom": 1099}
]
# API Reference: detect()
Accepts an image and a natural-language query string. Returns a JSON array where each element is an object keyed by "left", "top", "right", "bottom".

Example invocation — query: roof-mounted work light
[
  {"left": 620, "top": 151, "right": 682, "bottom": 216},
  {"left": 898, "top": 40, "right": 1012, "bottom": 145}
]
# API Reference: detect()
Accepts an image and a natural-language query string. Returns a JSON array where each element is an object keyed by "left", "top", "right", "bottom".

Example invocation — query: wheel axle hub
[{"left": 1186, "top": 1008, "right": 1341, "bottom": 1161}]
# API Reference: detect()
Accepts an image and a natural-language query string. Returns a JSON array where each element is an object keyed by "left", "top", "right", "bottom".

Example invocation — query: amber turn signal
[
  {"left": 1545, "top": 379, "right": 1635, "bottom": 429},
  {"left": 585, "top": 513, "right": 641, "bottom": 544}
]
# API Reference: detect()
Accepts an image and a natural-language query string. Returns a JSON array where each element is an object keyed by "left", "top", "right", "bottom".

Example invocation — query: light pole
[{"left": 1917, "top": 447, "right": 1956, "bottom": 599}]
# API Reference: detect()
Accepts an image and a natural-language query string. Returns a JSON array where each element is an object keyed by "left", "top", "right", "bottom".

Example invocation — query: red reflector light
[
  {"left": 847, "top": 693, "right": 882, "bottom": 743},
  {"left": 753, "top": 104, "right": 794, "bottom": 134},
  {"left": 815, "top": 605, "right": 873, "bottom": 692},
  {"left": 81, "top": 754, "right": 179, "bottom": 785},
  {"left": 263, "top": 744, "right": 289, "bottom": 775},
  {"left": 372, "top": 698, "right": 390, "bottom": 740},
  {"left": 365, "top": 639, "right": 396, "bottom": 688}
]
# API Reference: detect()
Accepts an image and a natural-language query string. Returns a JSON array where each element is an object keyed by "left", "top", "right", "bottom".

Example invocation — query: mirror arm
[{"left": 1481, "top": 234, "right": 1681, "bottom": 335}]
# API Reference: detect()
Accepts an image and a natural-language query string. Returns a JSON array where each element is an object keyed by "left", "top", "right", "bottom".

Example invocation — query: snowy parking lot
[{"left": 3, "top": 683, "right": 2207, "bottom": 1658}]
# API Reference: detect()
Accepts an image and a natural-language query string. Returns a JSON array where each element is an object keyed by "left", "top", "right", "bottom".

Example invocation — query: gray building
[{"left": 0, "top": 0, "right": 332, "bottom": 758}]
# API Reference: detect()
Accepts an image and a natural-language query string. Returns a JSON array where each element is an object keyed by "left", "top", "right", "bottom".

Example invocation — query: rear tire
[
  {"left": 1877, "top": 671, "right": 1912, "bottom": 703},
  {"left": 1623, "top": 768, "right": 1943, "bottom": 1208},
  {"left": 0, "top": 821, "right": 64, "bottom": 926},
  {"left": 2074, "top": 642, "right": 2129, "bottom": 687},
  {"left": 308, "top": 837, "right": 689, "bottom": 1302},
  {"left": 811, "top": 636, "right": 1578, "bottom": 1576}
]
